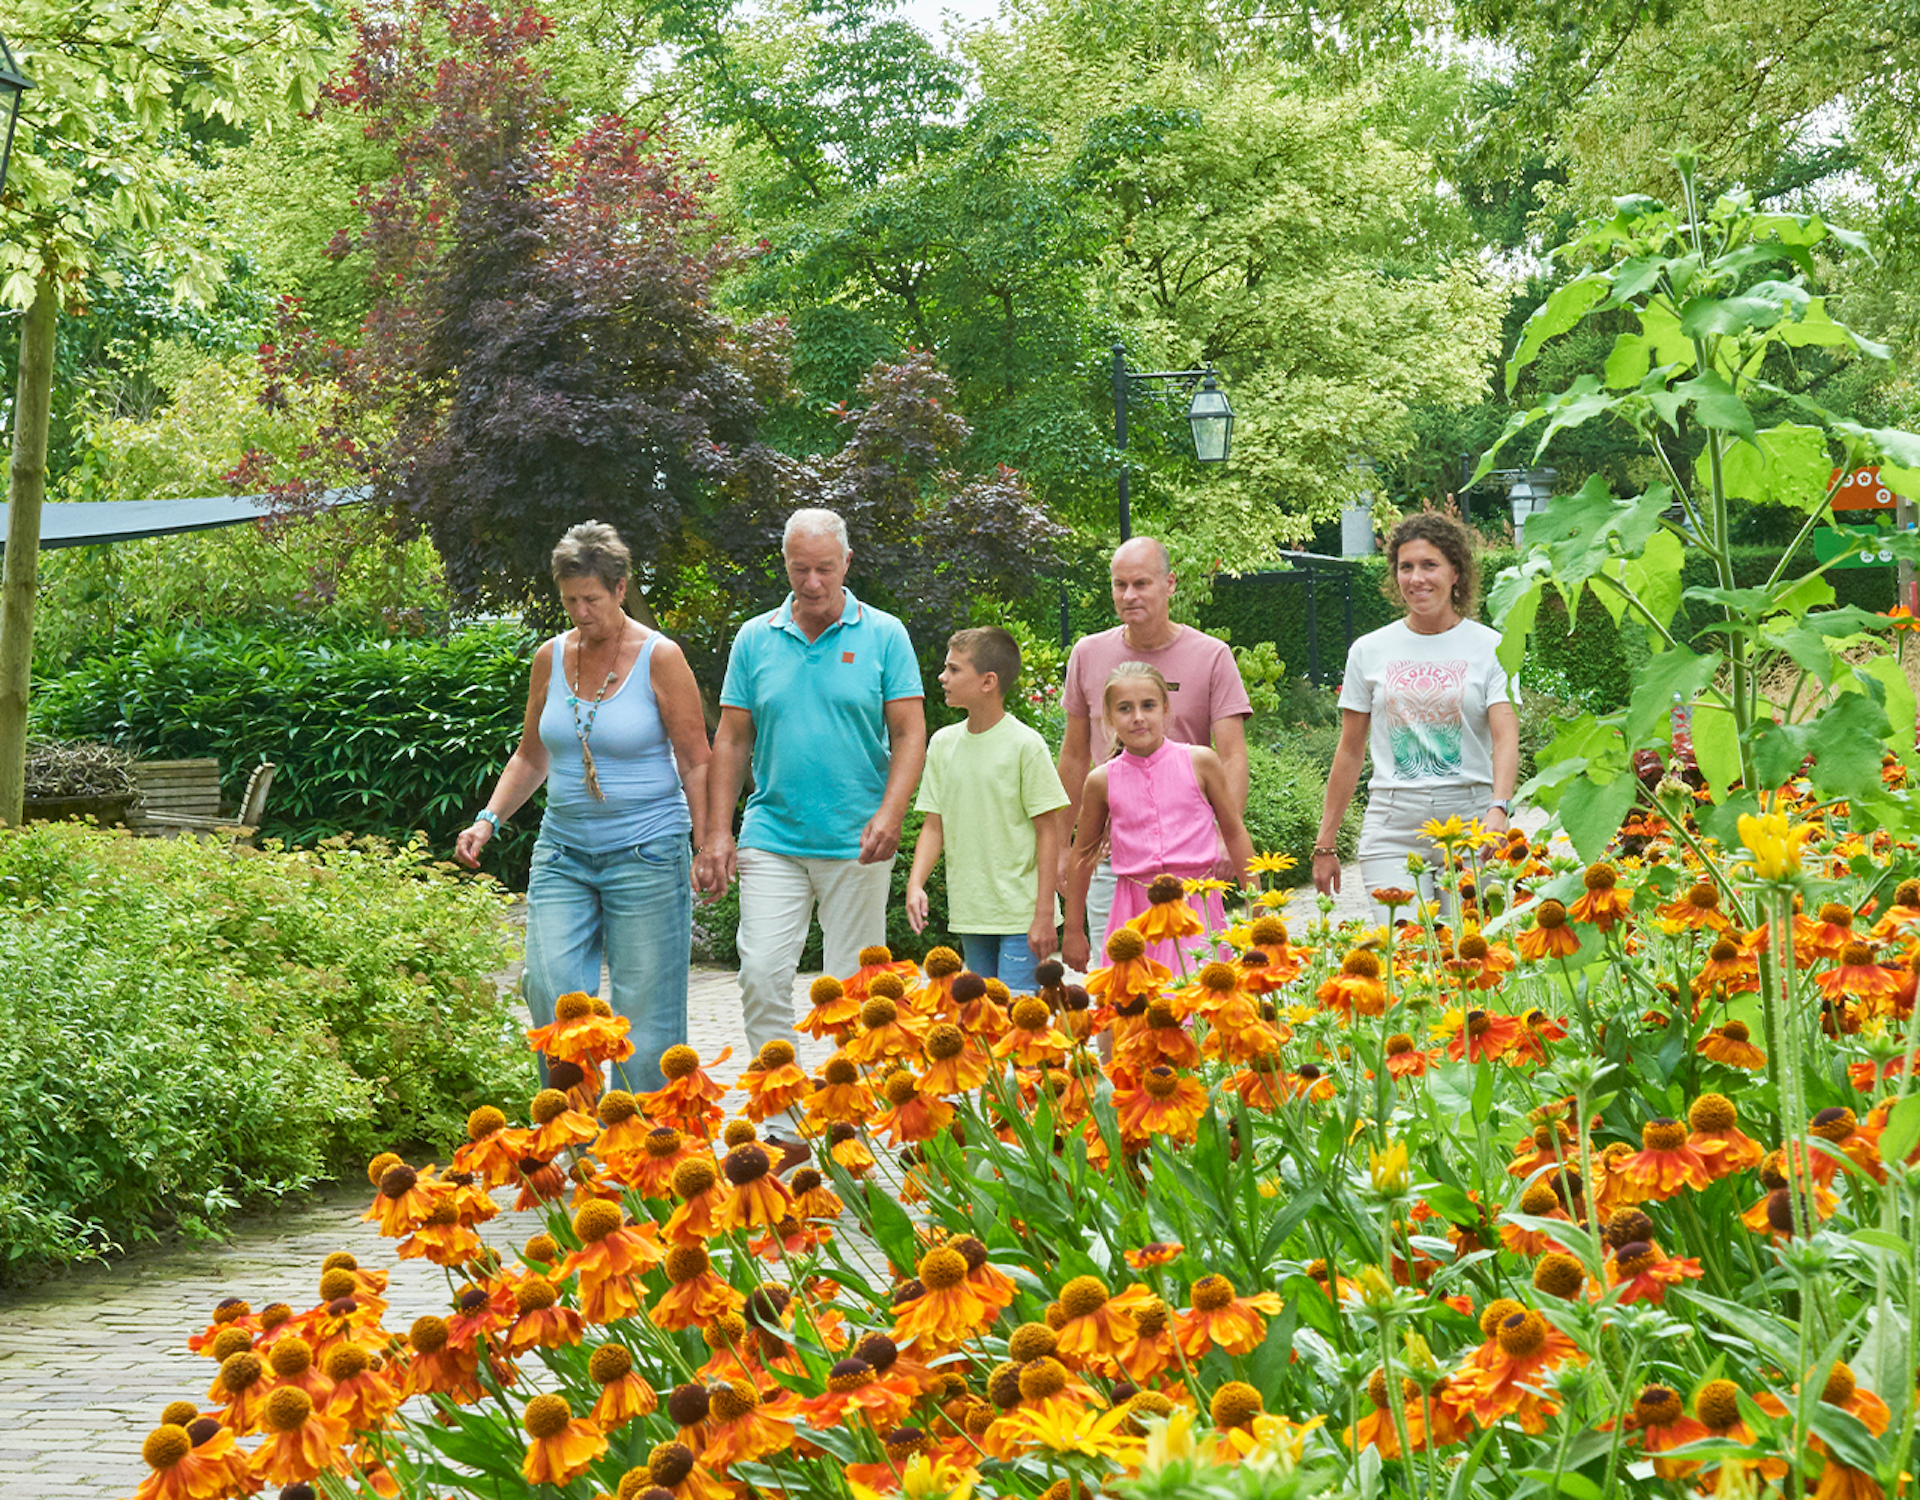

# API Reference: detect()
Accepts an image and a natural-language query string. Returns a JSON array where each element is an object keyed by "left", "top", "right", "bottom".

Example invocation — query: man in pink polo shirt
[{"left": 1057, "top": 535, "right": 1252, "bottom": 953}]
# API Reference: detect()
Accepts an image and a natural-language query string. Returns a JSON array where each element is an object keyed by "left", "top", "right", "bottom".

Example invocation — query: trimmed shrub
[
  {"left": 0, "top": 823, "right": 523, "bottom": 1274},
  {"left": 30, "top": 620, "right": 543, "bottom": 884},
  {"left": 1245, "top": 742, "right": 1360, "bottom": 877}
]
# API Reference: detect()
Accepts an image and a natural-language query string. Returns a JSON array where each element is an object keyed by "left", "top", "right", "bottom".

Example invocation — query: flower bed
[{"left": 121, "top": 795, "right": 1920, "bottom": 1500}]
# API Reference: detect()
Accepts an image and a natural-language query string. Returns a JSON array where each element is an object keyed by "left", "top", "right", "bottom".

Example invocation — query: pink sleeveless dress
[{"left": 1105, "top": 739, "right": 1228, "bottom": 972}]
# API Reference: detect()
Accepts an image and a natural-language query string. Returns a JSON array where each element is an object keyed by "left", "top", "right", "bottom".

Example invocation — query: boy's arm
[
  {"left": 904, "top": 813, "right": 943, "bottom": 934},
  {"left": 1193, "top": 747, "right": 1256, "bottom": 887},
  {"left": 1062, "top": 768, "right": 1110, "bottom": 971},
  {"left": 1028, "top": 810, "right": 1062, "bottom": 960}
]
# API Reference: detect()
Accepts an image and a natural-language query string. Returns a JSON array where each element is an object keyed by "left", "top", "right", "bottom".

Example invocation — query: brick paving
[{"left": 0, "top": 845, "right": 1410, "bottom": 1497}]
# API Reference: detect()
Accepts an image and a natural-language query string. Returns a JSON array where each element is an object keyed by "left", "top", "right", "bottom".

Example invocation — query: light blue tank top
[{"left": 538, "top": 631, "right": 691, "bottom": 852}]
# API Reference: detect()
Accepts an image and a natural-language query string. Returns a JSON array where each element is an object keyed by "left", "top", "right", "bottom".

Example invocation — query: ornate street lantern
[
  {"left": 1186, "top": 371, "right": 1234, "bottom": 464},
  {"left": 0, "top": 31, "right": 30, "bottom": 199}
]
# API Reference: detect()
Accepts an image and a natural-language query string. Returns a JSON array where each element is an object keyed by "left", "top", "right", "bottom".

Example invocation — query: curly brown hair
[{"left": 1381, "top": 511, "right": 1480, "bottom": 618}]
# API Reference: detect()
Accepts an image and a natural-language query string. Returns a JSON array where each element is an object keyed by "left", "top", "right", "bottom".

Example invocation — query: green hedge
[
  {"left": 1203, "top": 547, "right": 1899, "bottom": 714},
  {"left": 30, "top": 621, "right": 544, "bottom": 884},
  {"left": 0, "top": 823, "right": 523, "bottom": 1275}
]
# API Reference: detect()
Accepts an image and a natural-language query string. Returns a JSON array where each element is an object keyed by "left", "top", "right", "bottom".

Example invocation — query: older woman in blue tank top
[{"left": 455, "top": 521, "right": 711, "bottom": 1091}]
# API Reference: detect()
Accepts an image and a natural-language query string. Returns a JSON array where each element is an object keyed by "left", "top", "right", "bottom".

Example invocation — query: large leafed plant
[{"left": 1481, "top": 167, "right": 1919, "bottom": 860}]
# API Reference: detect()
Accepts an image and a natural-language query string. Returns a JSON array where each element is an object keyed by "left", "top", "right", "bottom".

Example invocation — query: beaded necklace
[{"left": 565, "top": 631, "right": 623, "bottom": 802}]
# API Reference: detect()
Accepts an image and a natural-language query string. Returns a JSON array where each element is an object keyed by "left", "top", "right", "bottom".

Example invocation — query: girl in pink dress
[{"left": 1062, "top": 663, "right": 1256, "bottom": 975}]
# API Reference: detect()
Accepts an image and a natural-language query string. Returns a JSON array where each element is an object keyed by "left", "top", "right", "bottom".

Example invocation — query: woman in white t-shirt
[{"left": 1312, "top": 512, "right": 1519, "bottom": 921}]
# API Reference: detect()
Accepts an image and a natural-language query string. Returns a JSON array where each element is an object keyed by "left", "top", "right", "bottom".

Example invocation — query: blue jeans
[
  {"left": 523, "top": 833, "right": 691, "bottom": 1093},
  {"left": 960, "top": 933, "right": 1039, "bottom": 995}
]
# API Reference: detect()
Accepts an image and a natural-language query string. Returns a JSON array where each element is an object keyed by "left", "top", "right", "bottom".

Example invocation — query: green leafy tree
[
  {"left": 1483, "top": 169, "right": 1920, "bottom": 860},
  {"left": 0, "top": 0, "right": 332, "bottom": 823}
]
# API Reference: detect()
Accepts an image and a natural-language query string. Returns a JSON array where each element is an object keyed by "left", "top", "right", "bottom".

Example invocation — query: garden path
[{"left": 0, "top": 838, "right": 1444, "bottom": 1497}]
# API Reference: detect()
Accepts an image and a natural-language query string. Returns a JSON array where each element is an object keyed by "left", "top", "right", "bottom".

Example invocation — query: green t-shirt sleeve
[
  {"left": 915, "top": 732, "right": 947, "bottom": 815},
  {"left": 1020, "top": 734, "right": 1070, "bottom": 817}
]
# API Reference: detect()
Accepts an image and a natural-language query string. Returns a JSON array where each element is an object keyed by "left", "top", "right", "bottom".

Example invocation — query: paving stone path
[{"left": 0, "top": 847, "right": 1410, "bottom": 1498}]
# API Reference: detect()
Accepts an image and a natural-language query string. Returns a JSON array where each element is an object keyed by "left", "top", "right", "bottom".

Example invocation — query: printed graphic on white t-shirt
[{"left": 1381, "top": 658, "right": 1468, "bottom": 780}]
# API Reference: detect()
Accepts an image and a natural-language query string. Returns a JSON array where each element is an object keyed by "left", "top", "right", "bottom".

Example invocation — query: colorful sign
[{"left": 1830, "top": 466, "right": 1899, "bottom": 511}]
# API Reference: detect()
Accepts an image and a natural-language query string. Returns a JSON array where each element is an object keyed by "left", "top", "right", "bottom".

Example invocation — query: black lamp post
[
  {"left": 0, "top": 31, "right": 30, "bottom": 198},
  {"left": 1112, "top": 343, "right": 1233, "bottom": 541}
]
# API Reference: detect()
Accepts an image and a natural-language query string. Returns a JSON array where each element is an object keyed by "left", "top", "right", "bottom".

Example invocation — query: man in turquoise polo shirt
[{"left": 698, "top": 508, "right": 927, "bottom": 1056}]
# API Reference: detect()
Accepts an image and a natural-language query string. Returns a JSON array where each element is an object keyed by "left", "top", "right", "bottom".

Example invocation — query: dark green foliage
[
  {"left": 0, "top": 823, "right": 521, "bottom": 1275},
  {"left": 29, "top": 621, "right": 544, "bottom": 884},
  {"left": 695, "top": 807, "right": 959, "bottom": 969},
  {"left": 1244, "top": 743, "right": 1360, "bottom": 872}
]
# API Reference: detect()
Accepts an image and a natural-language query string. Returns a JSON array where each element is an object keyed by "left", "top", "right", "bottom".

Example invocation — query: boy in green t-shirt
[{"left": 905, "top": 628, "right": 1070, "bottom": 993}]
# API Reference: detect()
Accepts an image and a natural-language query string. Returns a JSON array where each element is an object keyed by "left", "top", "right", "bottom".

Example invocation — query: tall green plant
[{"left": 1481, "top": 166, "right": 1920, "bottom": 860}]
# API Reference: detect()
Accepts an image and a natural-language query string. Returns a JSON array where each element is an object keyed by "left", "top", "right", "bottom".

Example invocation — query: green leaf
[
  {"left": 1507, "top": 275, "right": 1608, "bottom": 393},
  {"left": 1623, "top": 646, "right": 1722, "bottom": 749},
  {"left": 1522, "top": 476, "right": 1671, "bottom": 601},
  {"left": 1849, "top": 1227, "right": 1913, "bottom": 1255},
  {"left": 1560, "top": 770, "right": 1639, "bottom": 863},
  {"left": 1621, "top": 529, "right": 1687, "bottom": 636},
  {"left": 1691, "top": 704, "right": 1741, "bottom": 799},
  {"left": 1470, "top": 1059, "right": 1495, "bottom": 1124},
  {"left": 1879, "top": 1094, "right": 1920, "bottom": 1166},
  {"left": 1684, "top": 1290, "right": 1800, "bottom": 1366},
  {"left": 1679, "top": 289, "right": 1796, "bottom": 340},
  {"left": 1677, "top": 372, "right": 1756, "bottom": 440},
  {"left": 1495, "top": 575, "right": 1545, "bottom": 680},
  {"left": 1805, "top": 1403, "right": 1887, "bottom": 1476},
  {"left": 1779, "top": 298, "right": 1891, "bottom": 359},
  {"left": 1710, "top": 422, "right": 1832, "bottom": 511},
  {"left": 1603, "top": 332, "right": 1649, "bottom": 389},
  {"left": 1857, "top": 655, "right": 1917, "bottom": 758},
  {"left": 1801, "top": 688, "right": 1894, "bottom": 803}
]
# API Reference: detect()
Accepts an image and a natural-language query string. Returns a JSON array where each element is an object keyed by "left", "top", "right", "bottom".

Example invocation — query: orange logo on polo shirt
[{"left": 842, "top": 651, "right": 856, "bottom": 663}]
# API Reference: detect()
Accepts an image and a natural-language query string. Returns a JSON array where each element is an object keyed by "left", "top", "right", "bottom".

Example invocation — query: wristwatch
[
  {"left": 474, "top": 809, "right": 502, "bottom": 832},
  {"left": 1488, "top": 799, "right": 1513, "bottom": 816}
]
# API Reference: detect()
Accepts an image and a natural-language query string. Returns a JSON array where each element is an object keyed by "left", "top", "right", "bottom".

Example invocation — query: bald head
[
  {"left": 1112, "top": 536, "right": 1171, "bottom": 578},
  {"left": 1109, "top": 536, "right": 1176, "bottom": 639}
]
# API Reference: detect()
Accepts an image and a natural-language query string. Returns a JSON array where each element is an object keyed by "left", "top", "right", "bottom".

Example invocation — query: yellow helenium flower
[
  {"left": 1142, "top": 1406, "right": 1199, "bottom": 1471},
  {"left": 1737, "top": 811, "right": 1816, "bottom": 881},
  {"left": 1369, "top": 1140, "right": 1410, "bottom": 1195},
  {"left": 1248, "top": 852, "right": 1298, "bottom": 875}
]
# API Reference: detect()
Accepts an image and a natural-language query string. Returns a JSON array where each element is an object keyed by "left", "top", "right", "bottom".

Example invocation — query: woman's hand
[
  {"left": 454, "top": 819, "right": 493, "bottom": 869},
  {"left": 1311, "top": 849, "right": 1342, "bottom": 896},
  {"left": 1062, "top": 927, "right": 1090, "bottom": 973},
  {"left": 904, "top": 884, "right": 930, "bottom": 934},
  {"left": 1483, "top": 806, "right": 1511, "bottom": 837}
]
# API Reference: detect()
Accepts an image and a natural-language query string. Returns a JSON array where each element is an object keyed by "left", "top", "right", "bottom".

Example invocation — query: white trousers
[
  {"left": 1355, "top": 784, "right": 1491, "bottom": 925},
  {"left": 735, "top": 847, "right": 894, "bottom": 1055}
]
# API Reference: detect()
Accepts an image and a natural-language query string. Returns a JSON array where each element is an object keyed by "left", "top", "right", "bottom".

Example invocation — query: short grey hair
[
  {"left": 783, "top": 507, "right": 850, "bottom": 555},
  {"left": 551, "top": 520, "right": 630, "bottom": 592}
]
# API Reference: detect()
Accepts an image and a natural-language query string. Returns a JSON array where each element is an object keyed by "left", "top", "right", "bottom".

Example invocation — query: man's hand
[
  {"left": 905, "top": 885, "right": 930, "bottom": 934},
  {"left": 1312, "top": 849, "right": 1342, "bottom": 897},
  {"left": 858, "top": 811, "right": 903, "bottom": 864},
  {"left": 454, "top": 820, "right": 492, "bottom": 869},
  {"left": 695, "top": 834, "right": 738, "bottom": 898},
  {"left": 1027, "top": 912, "right": 1058, "bottom": 962}
]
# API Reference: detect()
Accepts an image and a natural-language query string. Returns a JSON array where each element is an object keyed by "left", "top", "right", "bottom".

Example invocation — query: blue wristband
[{"left": 474, "top": 809, "right": 502, "bottom": 832}]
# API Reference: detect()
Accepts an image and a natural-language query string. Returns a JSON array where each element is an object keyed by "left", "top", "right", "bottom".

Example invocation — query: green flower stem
[{"left": 1596, "top": 1329, "right": 1647, "bottom": 1500}]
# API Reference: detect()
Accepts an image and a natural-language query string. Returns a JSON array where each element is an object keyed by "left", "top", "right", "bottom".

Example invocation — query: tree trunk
[{"left": 0, "top": 275, "right": 56, "bottom": 828}]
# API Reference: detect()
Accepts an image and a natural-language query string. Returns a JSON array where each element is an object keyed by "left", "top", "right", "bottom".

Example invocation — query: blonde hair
[{"left": 1101, "top": 662, "right": 1170, "bottom": 718}]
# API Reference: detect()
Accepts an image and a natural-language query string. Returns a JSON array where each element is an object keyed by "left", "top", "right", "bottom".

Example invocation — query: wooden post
[{"left": 0, "top": 275, "right": 55, "bottom": 827}]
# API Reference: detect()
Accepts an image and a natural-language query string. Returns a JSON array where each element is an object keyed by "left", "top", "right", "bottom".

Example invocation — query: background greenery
[{"left": 0, "top": 822, "right": 523, "bottom": 1276}]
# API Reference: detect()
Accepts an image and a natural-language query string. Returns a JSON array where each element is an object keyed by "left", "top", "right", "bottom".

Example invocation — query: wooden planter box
[{"left": 21, "top": 793, "right": 137, "bottom": 827}]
